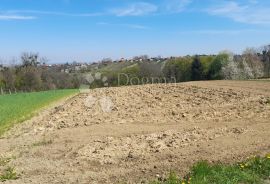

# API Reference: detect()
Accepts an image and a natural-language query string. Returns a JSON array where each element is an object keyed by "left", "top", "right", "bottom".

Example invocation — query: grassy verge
[
  {"left": 0, "top": 89, "right": 78, "bottom": 135},
  {"left": 151, "top": 154, "right": 270, "bottom": 184}
]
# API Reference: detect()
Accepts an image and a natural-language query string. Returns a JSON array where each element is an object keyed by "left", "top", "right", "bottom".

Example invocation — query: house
[{"left": 119, "top": 58, "right": 127, "bottom": 62}]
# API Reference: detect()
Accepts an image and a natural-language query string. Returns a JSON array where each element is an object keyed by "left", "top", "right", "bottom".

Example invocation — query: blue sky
[{"left": 0, "top": 0, "right": 270, "bottom": 64}]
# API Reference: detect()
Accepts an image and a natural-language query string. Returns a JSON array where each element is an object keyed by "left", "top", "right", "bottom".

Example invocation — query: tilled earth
[{"left": 0, "top": 81, "right": 270, "bottom": 183}]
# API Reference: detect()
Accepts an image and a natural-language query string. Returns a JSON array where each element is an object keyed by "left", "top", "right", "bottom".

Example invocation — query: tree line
[
  {"left": 166, "top": 46, "right": 270, "bottom": 82},
  {"left": 1, "top": 45, "right": 270, "bottom": 93},
  {"left": 88, "top": 46, "right": 270, "bottom": 88},
  {"left": 0, "top": 53, "right": 80, "bottom": 94}
]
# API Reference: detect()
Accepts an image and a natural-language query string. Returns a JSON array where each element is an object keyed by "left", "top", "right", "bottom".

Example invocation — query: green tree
[
  {"left": 200, "top": 55, "right": 215, "bottom": 77},
  {"left": 208, "top": 53, "right": 230, "bottom": 80},
  {"left": 163, "top": 57, "right": 192, "bottom": 82},
  {"left": 191, "top": 56, "right": 204, "bottom": 81}
]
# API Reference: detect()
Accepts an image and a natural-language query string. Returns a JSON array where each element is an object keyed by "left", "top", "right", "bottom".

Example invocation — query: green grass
[
  {"left": 0, "top": 167, "right": 18, "bottom": 182},
  {"left": 151, "top": 154, "right": 270, "bottom": 184},
  {"left": 0, "top": 89, "right": 78, "bottom": 135}
]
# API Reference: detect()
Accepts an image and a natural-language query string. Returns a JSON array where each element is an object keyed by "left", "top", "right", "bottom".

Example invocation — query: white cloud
[
  {"left": 0, "top": 14, "right": 36, "bottom": 20},
  {"left": 97, "top": 22, "right": 149, "bottom": 30},
  {"left": 165, "top": 0, "right": 192, "bottom": 13},
  {"left": 3, "top": 1, "right": 191, "bottom": 20},
  {"left": 111, "top": 2, "right": 158, "bottom": 16},
  {"left": 5, "top": 10, "right": 103, "bottom": 17},
  {"left": 207, "top": 1, "right": 270, "bottom": 25},
  {"left": 125, "top": 24, "right": 148, "bottom": 29},
  {"left": 248, "top": 0, "right": 258, "bottom": 4},
  {"left": 177, "top": 29, "right": 265, "bottom": 35}
]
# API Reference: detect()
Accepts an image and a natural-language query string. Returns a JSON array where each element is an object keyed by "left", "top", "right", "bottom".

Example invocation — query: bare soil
[{"left": 1, "top": 81, "right": 270, "bottom": 184}]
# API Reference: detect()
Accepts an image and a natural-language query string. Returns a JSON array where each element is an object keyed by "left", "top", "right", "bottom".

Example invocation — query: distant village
[
  {"left": 20, "top": 55, "right": 170, "bottom": 74},
  {"left": 0, "top": 55, "right": 172, "bottom": 74},
  {"left": 0, "top": 53, "right": 252, "bottom": 74}
]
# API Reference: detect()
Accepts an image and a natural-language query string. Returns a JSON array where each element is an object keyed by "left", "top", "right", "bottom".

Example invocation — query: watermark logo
[
  {"left": 84, "top": 72, "right": 109, "bottom": 87},
  {"left": 81, "top": 72, "right": 114, "bottom": 113},
  {"left": 80, "top": 71, "right": 176, "bottom": 113},
  {"left": 117, "top": 73, "right": 176, "bottom": 86}
]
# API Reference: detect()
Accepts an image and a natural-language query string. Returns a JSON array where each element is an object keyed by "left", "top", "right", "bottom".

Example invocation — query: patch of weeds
[
  {"left": 32, "top": 139, "right": 53, "bottom": 147},
  {"left": 150, "top": 172, "right": 183, "bottom": 184},
  {"left": 0, "top": 167, "right": 18, "bottom": 182},
  {"left": 149, "top": 154, "right": 270, "bottom": 184},
  {"left": 187, "top": 161, "right": 260, "bottom": 184},
  {"left": 0, "top": 157, "right": 11, "bottom": 166},
  {"left": 241, "top": 155, "right": 270, "bottom": 178}
]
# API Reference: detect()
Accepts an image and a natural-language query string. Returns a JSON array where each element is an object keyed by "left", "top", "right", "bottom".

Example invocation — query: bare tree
[
  {"left": 2, "top": 68, "right": 15, "bottom": 89},
  {"left": 102, "top": 58, "right": 113, "bottom": 63},
  {"left": 133, "top": 55, "right": 149, "bottom": 62},
  {"left": 0, "top": 58, "right": 4, "bottom": 68},
  {"left": 0, "top": 69, "right": 4, "bottom": 94},
  {"left": 138, "top": 61, "right": 163, "bottom": 80},
  {"left": 21, "top": 52, "right": 40, "bottom": 67},
  {"left": 40, "top": 57, "right": 49, "bottom": 65},
  {"left": 261, "top": 45, "right": 270, "bottom": 78},
  {"left": 9, "top": 57, "right": 19, "bottom": 66},
  {"left": 243, "top": 48, "right": 264, "bottom": 78}
]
